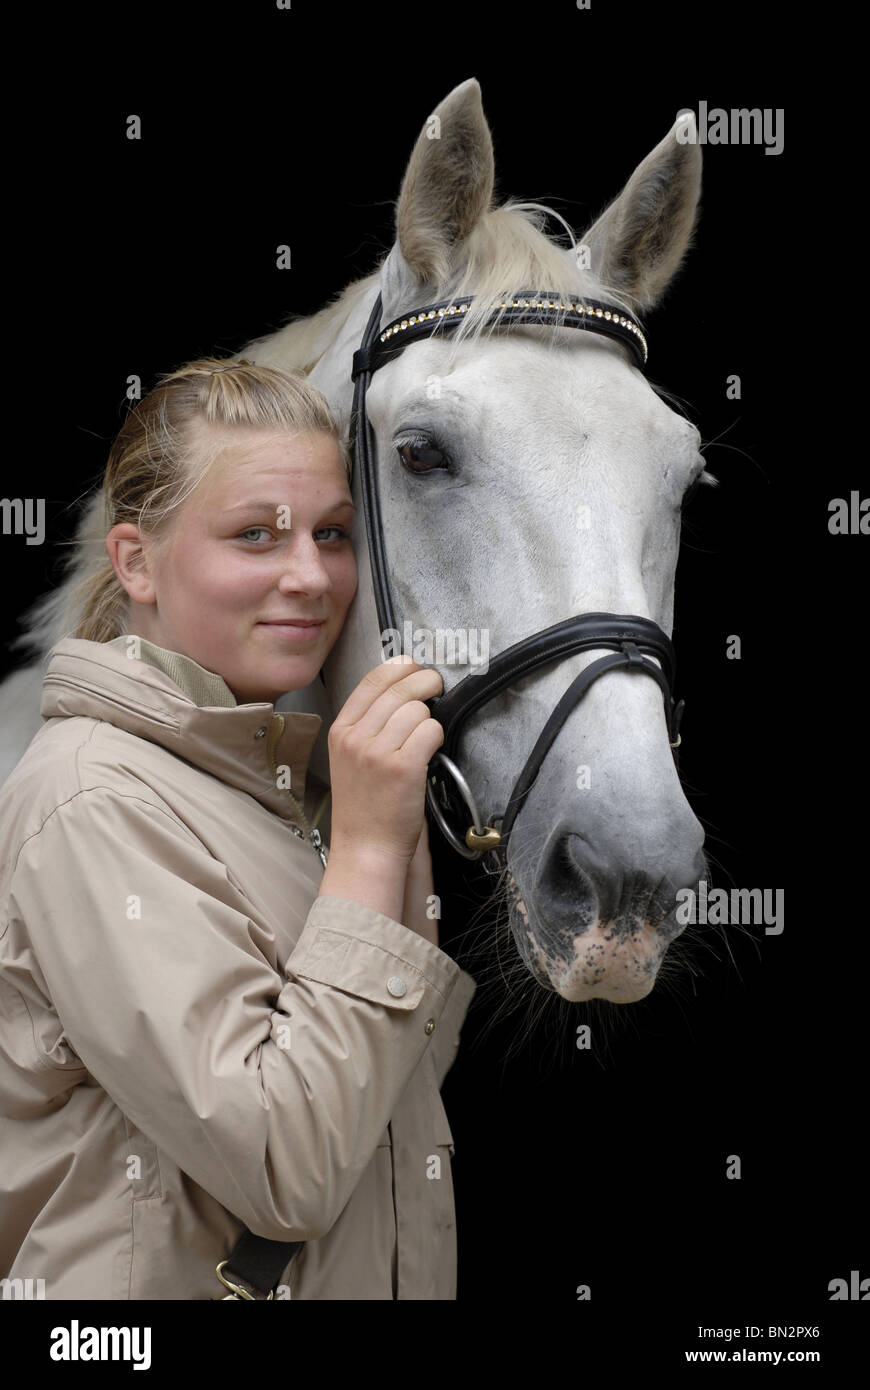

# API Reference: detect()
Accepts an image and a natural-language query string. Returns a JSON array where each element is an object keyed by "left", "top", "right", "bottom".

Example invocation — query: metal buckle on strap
[
  {"left": 214, "top": 1259, "right": 274, "bottom": 1301},
  {"left": 426, "top": 751, "right": 502, "bottom": 859}
]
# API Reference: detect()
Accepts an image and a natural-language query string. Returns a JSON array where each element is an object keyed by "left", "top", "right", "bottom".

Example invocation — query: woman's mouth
[{"left": 258, "top": 620, "right": 325, "bottom": 643}]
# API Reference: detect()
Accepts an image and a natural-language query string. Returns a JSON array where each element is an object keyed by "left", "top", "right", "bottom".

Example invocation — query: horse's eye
[{"left": 397, "top": 437, "right": 448, "bottom": 473}]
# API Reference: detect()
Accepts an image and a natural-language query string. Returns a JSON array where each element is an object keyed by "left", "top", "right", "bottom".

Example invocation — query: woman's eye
[
  {"left": 397, "top": 437, "right": 448, "bottom": 473},
  {"left": 238, "top": 525, "right": 349, "bottom": 543}
]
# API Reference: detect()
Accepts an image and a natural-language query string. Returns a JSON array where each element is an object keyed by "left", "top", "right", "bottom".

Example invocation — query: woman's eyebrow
[{"left": 220, "top": 497, "right": 356, "bottom": 515}]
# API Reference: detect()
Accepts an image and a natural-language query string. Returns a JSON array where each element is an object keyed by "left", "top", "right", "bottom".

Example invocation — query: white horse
[{"left": 1, "top": 79, "right": 715, "bottom": 1006}]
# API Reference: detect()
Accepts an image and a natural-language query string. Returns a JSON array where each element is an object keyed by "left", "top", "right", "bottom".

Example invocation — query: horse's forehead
[{"left": 373, "top": 331, "right": 667, "bottom": 429}]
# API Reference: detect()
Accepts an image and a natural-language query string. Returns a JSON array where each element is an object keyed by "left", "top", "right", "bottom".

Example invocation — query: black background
[{"left": 5, "top": 0, "right": 865, "bottom": 1363}]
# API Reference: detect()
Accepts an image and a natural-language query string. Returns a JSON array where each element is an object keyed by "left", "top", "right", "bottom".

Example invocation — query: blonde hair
[{"left": 69, "top": 357, "right": 351, "bottom": 644}]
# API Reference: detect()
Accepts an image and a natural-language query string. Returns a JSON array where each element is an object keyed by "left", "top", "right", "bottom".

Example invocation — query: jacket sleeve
[
  {"left": 8, "top": 786, "right": 471, "bottom": 1243},
  {"left": 427, "top": 967, "right": 477, "bottom": 1089}
]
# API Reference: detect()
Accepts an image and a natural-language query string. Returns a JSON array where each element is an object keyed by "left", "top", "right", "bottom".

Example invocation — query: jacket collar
[{"left": 41, "top": 636, "right": 324, "bottom": 825}]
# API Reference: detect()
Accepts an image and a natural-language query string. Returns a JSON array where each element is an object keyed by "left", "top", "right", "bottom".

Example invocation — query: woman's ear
[{"left": 105, "top": 523, "right": 158, "bottom": 606}]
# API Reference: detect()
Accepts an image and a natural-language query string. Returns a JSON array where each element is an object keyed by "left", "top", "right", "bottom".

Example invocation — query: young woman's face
[{"left": 112, "top": 427, "right": 358, "bottom": 704}]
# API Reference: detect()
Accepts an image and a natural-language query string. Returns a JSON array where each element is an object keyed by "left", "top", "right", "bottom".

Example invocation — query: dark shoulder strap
[{"left": 213, "top": 1231, "right": 303, "bottom": 1300}]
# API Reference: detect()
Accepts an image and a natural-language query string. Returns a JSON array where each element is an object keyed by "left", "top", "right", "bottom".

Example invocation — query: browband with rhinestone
[{"left": 351, "top": 290, "right": 648, "bottom": 381}]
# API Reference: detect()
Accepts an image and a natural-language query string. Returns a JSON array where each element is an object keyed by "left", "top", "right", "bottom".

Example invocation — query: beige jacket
[{"left": 0, "top": 636, "right": 476, "bottom": 1300}]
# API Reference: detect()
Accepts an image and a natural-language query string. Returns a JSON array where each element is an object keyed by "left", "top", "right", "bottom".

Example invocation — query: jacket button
[
  {"left": 424, "top": 1019, "right": 435, "bottom": 1035},
  {"left": 387, "top": 976, "right": 407, "bottom": 997},
  {"left": 255, "top": 727, "right": 267, "bottom": 739}
]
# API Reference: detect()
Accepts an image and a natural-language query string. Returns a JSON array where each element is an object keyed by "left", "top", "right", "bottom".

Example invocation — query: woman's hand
[
  {"left": 325, "top": 655, "right": 444, "bottom": 868},
  {"left": 318, "top": 656, "right": 444, "bottom": 926},
  {"left": 401, "top": 818, "right": 439, "bottom": 948}
]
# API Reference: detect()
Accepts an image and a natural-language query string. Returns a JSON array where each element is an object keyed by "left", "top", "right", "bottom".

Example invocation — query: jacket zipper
[{"left": 265, "top": 714, "right": 327, "bottom": 869}]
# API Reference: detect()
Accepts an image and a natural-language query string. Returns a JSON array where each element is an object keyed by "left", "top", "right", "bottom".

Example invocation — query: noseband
[{"left": 349, "top": 290, "right": 684, "bottom": 862}]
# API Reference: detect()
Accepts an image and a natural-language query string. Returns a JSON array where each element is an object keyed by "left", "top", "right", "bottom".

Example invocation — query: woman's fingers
[
  {"left": 326, "top": 658, "right": 446, "bottom": 866},
  {"left": 331, "top": 657, "right": 443, "bottom": 744},
  {"left": 372, "top": 695, "right": 446, "bottom": 755}
]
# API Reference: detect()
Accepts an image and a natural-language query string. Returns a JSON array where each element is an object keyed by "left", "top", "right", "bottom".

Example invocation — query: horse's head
[{"left": 315, "top": 79, "right": 710, "bottom": 1004}]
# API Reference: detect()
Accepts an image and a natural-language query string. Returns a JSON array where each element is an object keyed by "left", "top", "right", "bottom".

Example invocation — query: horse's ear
[
  {"left": 578, "top": 112, "right": 703, "bottom": 315},
  {"left": 384, "top": 77, "right": 495, "bottom": 304}
]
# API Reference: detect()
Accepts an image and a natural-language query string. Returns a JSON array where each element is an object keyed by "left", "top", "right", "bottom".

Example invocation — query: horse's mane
[{"left": 229, "top": 199, "right": 638, "bottom": 373}]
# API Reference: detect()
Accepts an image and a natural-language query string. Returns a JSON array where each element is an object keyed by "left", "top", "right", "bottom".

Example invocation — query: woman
[{"left": 0, "top": 357, "right": 476, "bottom": 1300}]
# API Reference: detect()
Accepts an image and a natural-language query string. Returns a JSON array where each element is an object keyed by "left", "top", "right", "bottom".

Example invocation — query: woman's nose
[{"left": 276, "top": 538, "right": 331, "bottom": 593}]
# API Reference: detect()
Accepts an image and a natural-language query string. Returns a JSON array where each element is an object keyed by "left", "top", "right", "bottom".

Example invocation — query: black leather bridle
[{"left": 349, "top": 289, "right": 685, "bottom": 863}]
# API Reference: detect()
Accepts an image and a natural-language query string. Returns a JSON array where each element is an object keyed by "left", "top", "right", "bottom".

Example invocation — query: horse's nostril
[
  {"left": 539, "top": 835, "right": 602, "bottom": 927},
  {"left": 537, "top": 829, "right": 702, "bottom": 934}
]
